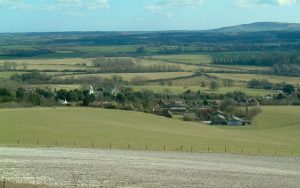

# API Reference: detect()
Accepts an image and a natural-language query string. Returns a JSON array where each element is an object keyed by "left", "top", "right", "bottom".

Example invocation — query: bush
[
  {"left": 246, "top": 106, "right": 263, "bottom": 120},
  {"left": 183, "top": 113, "right": 199, "bottom": 121}
]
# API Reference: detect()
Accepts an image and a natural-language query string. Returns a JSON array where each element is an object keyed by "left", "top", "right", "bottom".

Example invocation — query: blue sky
[{"left": 0, "top": 0, "right": 300, "bottom": 32}]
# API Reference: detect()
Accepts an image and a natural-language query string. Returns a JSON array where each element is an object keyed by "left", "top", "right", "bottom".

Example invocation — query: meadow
[
  {"left": 153, "top": 54, "right": 213, "bottom": 65},
  {"left": 57, "top": 72, "right": 194, "bottom": 81},
  {"left": 0, "top": 106, "right": 299, "bottom": 156},
  {"left": 209, "top": 73, "right": 300, "bottom": 85}
]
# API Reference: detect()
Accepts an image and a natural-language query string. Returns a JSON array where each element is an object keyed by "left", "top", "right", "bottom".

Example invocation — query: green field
[
  {"left": 0, "top": 106, "right": 299, "bottom": 156},
  {"left": 29, "top": 84, "right": 81, "bottom": 90},
  {"left": 0, "top": 72, "right": 21, "bottom": 79},
  {"left": 209, "top": 73, "right": 300, "bottom": 85},
  {"left": 58, "top": 72, "right": 193, "bottom": 81},
  {"left": 154, "top": 55, "right": 213, "bottom": 65}
]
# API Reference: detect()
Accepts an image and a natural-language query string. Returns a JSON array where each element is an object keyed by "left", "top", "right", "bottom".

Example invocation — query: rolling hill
[
  {"left": 212, "top": 22, "right": 300, "bottom": 33},
  {"left": 0, "top": 106, "right": 299, "bottom": 156}
]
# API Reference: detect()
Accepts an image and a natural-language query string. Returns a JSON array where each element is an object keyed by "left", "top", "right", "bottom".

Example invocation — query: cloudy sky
[{"left": 0, "top": 0, "right": 299, "bottom": 32}]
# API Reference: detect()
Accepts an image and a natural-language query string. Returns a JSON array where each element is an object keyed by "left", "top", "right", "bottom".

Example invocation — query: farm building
[
  {"left": 227, "top": 116, "right": 243, "bottom": 126},
  {"left": 196, "top": 108, "right": 251, "bottom": 126},
  {"left": 211, "top": 111, "right": 227, "bottom": 125},
  {"left": 227, "top": 116, "right": 251, "bottom": 126},
  {"left": 155, "top": 99, "right": 187, "bottom": 113}
]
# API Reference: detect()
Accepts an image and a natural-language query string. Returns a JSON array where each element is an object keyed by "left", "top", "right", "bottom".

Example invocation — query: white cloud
[
  {"left": 0, "top": 0, "right": 32, "bottom": 9},
  {"left": 55, "top": 0, "right": 109, "bottom": 10},
  {"left": 146, "top": 0, "right": 206, "bottom": 12},
  {"left": 277, "top": 0, "right": 297, "bottom": 5},
  {"left": 0, "top": 0, "right": 110, "bottom": 11},
  {"left": 234, "top": 0, "right": 298, "bottom": 8}
]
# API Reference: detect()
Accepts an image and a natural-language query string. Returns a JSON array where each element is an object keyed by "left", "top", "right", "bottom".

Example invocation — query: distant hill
[{"left": 211, "top": 22, "right": 300, "bottom": 33}]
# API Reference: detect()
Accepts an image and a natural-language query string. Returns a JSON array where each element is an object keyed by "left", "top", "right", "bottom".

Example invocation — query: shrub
[{"left": 183, "top": 113, "right": 199, "bottom": 121}]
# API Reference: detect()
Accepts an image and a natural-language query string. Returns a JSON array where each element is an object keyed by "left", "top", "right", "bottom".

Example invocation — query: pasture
[
  {"left": 0, "top": 106, "right": 299, "bottom": 156},
  {"left": 209, "top": 73, "right": 300, "bottom": 85},
  {"left": 0, "top": 72, "right": 21, "bottom": 79},
  {"left": 153, "top": 54, "right": 213, "bottom": 65},
  {"left": 57, "top": 72, "right": 194, "bottom": 81}
]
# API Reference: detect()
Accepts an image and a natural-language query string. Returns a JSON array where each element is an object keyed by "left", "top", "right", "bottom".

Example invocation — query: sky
[{"left": 0, "top": 0, "right": 300, "bottom": 32}]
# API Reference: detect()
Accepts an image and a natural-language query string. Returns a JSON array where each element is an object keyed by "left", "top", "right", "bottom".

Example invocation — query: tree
[
  {"left": 16, "top": 88, "right": 26, "bottom": 101},
  {"left": 0, "top": 88, "right": 14, "bottom": 102},
  {"left": 220, "top": 98, "right": 237, "bottom": 114},
  {"left": 82, "top": 90, "right": 95, "bottom": 106},
  {"left": 27, "top": 93, "right": 41, "bottom": 106},
  {"left": 55, "top": 89, "right": 68, "bottom": 100},
  {"left": 223, "top": 79, "right": 234, "bottom": 87},
  {"left": 135, "top": 46, "right": 146, "bottom": 54},
  {"left": 283, "top": 84, "right": 295, "bottom": 95},
  {"left": 248, "top": 79, "right": 272, "bottom": 89},
  {"left": 67, "top": 90, "right": 79, "bottom": 102},
  {"left": 246, "top": 106, "right": 262, "bottom": 120},
  {"left": 210, "top": 81, "right": 219, "bottom": 90},
  {"left": 116, "top": 93, "right": 126, "bottom": 103},
  {"left": 200, "top": 81, "right": 206, "bottom": 88}
]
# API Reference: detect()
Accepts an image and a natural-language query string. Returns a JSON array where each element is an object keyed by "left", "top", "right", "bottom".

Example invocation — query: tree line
[
  {"left": 213, "top": 52, "right": 300, "bottom": 67},
  {"left": 92, "top": 58, "right": 181, "bottom": 73}
]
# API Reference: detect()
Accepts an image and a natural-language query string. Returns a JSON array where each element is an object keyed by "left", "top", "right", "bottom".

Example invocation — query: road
[{"left": 0, "top": 147, "right": 300, "bottom": 187}]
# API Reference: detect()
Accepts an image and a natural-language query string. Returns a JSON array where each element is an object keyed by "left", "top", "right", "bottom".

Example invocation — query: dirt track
[{"left": 0, "top": 147, "right": 300, "bottom": 187}]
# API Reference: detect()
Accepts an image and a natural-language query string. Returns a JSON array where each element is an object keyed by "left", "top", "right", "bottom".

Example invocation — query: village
[{"left": 51, "top": 85, "right": 261, "bottom": 126}]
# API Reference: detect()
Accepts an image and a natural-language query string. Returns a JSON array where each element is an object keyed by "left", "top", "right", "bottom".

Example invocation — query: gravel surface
[{"left": 0, "top": 147, "right": 300, "bottom": 188}]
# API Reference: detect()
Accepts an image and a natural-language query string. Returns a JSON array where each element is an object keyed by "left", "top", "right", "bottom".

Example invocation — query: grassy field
[
  {"left": 0, "top": 58, "right": 92, "bottom": 65},
  {"left": 0, "top": 71, "right": 21, "bottom": 78},
  {"left": 58, "top": 72, "right": 194, "bottom": 81},
  {"left": 0, "top": 106, "right": 299, "bottom": 156},
  {"left": 153, "top": 55, "right": 213, "bottom": 65},
  {"left": 0, "top": 57, "right": 198, "bottom": 72},
  {"left": 132, "top": 85, "right": 276, "bottom": 96},
  {"left": 209, "top": 73, "right": 300, "bottom": 85},
  {"left": 28, "top": 84, "right": 81, "bottom": 90}
]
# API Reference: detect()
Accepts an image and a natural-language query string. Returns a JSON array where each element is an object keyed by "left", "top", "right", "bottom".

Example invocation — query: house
[
  {"left": 211, "top": 111, "right": 227, "bottom": 125},
  {"left": 227, "top": 116, "right": 243, "bottom": 126},
  {"left": 264, "top": 95, "right": 274, "bottom": 101},
  {"left": 246, "top": 98, "right": 260, "bottom": 106},
  {"left": 206, "top": 109, "right": 251, "bottom": 126},
  {"left": 158, "top": 99, "right": 168, "bottom": 110},
  {"left": 59, "top": 99, "right": 69, "bottom": 105},
  {"left": 156, "top": 99, "right": 187, "bottom": 113},
  {"left": 111, "top": 88, "right": 120, "bottom": 97},
  {"left": 278, "top": 90, "right": 284, "bottom": 94},
  {"left": 89, "top": 85, "right": 95, "bottom": 95}
]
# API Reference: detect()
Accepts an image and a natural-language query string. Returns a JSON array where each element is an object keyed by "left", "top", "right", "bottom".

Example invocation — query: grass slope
[{"left": 0, "top": 106, "right": 299, "bottom": 156}]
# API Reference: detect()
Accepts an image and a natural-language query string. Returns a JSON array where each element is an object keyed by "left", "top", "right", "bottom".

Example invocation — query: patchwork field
[{"left": 0, "top": 106, "right": 299, "bottom": 156}]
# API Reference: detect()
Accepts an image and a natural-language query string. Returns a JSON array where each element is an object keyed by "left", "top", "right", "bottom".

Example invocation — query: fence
[{"left": 5, "top": 139, "right": 298, "bottom": 157}]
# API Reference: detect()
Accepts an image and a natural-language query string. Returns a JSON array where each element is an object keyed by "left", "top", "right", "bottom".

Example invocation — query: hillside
[
  {"left": 212, "top": 22, "right": 300, "bottom": 32},
  {"left": 0, "top": 106, "right": 299, "bottom": 156}
]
